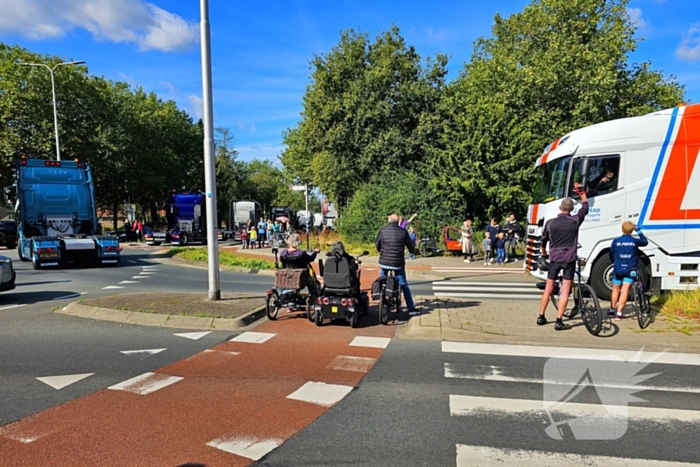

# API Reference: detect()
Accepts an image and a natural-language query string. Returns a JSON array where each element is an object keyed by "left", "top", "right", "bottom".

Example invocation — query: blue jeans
[
  {"left": 497, "top": 248, "right": 505, "bottom": 263},
  {"left": 380, "top": 267, "right": 414, "bottom": 310}
]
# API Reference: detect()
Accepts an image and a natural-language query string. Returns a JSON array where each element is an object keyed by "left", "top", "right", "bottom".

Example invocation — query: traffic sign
[{"left": 290, "top": 185, "right": 307, "bottom": 192}]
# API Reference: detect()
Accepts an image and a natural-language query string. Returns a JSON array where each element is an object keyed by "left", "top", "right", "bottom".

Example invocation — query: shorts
[
  {"left": 612, "top": 273, "right": 634, "bottom": 286},
  {"left": 547, "top": 261, "right": 576, "bottom": 281}
]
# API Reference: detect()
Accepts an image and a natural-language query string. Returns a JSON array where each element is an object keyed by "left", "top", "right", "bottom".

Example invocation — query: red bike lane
[{"left": 0, "top": 272, "right": 397, "bottom": 466}]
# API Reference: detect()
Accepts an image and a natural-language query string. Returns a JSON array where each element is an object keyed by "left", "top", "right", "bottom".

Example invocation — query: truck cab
[
  {"left": 6, "top": 157, "right": 120, "bottom": 269},
  {"left": 525, "top": 104, "right": 700, "bottom": 300},
  {"left": 229, "top": 200, "right": 262, "bottom": 241}
]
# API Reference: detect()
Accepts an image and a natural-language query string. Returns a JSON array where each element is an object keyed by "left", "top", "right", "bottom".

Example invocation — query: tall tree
[
  {"left": 280, "top": 26, "right": 448, "bottom": 207},
  {"left": 428, "top": 0, "right": 685, "bottom": 221}
]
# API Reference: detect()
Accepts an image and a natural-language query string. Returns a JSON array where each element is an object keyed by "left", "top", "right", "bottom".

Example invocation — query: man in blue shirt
[{"left": 609, "top": 221, "right": 648, "bottom": 320}]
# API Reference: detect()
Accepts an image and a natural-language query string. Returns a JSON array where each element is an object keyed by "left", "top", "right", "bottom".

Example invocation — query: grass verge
[
  {"left": 170, "top": 247, "right": 275, "bottom": 270},
  {"left": 653, "top": 288, "right": 700, "bottom": 323}
]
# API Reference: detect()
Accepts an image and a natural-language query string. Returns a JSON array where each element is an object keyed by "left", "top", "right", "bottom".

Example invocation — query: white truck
[{"left": 524, "top": 104, "right": 700, "bottom": 300}]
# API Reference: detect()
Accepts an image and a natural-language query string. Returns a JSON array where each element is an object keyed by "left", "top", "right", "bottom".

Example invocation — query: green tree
[
  {"left": 280, "top": 26, "right": 448, "bottom": 207},
  {"left": 215, "top": 127, "right": 244, "bottom": 227},
  {"left": 428, "top": 0, "right": 685, "bottom": 221}
]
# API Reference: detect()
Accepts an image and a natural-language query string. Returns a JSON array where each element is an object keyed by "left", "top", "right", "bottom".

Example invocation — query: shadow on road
[{"left": 0, "top": 290, "right": 85, "bottom": 306}]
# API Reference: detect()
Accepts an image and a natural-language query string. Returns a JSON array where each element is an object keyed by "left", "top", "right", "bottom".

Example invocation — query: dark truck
[
  {"left": 146, "top": 191, "right": 207, "bottom": 246},
  {"left": 223, "top": 200, "right": 262, "bottom": 241},
  {"left": 5, "top": 157, "right": 120, "bottom": 269}
]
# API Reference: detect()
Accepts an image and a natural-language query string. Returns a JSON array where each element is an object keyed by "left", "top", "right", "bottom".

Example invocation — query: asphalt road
[
  {"left": 258, "top": 339, "right": 700, "bottom": 466},
  {"left": 0, "top": 247, "right": 276, "bottom": 427}
]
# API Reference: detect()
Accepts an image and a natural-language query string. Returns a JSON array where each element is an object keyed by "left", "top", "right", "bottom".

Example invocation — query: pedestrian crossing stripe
[{"left": 641, "top": 105, "right": 700, "bottom": 229}]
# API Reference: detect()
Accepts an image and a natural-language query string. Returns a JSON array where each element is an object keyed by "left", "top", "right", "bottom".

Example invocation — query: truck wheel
[
  {"left": 590, "top": 254, "right": 614, "bottom": 301},
  {"left": 18, "top": 244, "right": 29, "bottom": 261},
  {"left": 30, "top": 240, "right": 41, "bottom": 270},
  {"left": 180, "top": 233, "right": 188, "bottom": 246}
]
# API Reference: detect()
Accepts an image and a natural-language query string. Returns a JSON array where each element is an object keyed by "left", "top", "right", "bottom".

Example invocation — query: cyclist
[
  {"left": 376, "top": 214, "right": 419, "bottom": 315},
  {"left": 608, "top": 221, "right": 648, "bottom": 320},
  {"left": 537, "top": 184, "right": 589, "bottom": 330},
  {"left": 280, "top": 233, "right": 321, "bottom": 296}
]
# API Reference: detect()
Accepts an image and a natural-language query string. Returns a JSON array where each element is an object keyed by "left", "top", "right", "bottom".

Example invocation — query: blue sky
[{"left": 1, "top": 0, "right": 699, "bottom": 163}]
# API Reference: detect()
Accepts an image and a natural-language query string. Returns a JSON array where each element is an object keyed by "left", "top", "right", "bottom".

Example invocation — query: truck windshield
[
  {"left": 531, "top": 156, "right": 572, "bottom": 205},
  {"left": 233, "top": 202, "right": 255, "bottom": 225},
  {"left": 20, "top": 166, "right": 86, "bottom": 183}
]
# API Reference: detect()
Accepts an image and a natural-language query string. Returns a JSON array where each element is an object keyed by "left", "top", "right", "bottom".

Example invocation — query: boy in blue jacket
[{"left": 609, "top": 221, "right": 649, "bottom": 320}]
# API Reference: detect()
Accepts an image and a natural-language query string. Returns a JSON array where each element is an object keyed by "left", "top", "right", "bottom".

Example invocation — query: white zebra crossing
[
  {"left": 443, "top": 341, "right": 700, "bottom": 466},
  {"left": 431, "top": 281, "right": 541, "bottom": 300}
]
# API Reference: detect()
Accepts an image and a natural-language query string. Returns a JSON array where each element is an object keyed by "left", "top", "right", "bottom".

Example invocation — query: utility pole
[
  {"left": 200, "top": 0, "right": 220, "bottom": 300},
  {"left": 18, "top": 60, "right": 85, "bottom": 161}
]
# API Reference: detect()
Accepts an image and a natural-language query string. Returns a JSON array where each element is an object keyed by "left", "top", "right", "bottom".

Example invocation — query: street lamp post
[{"left": 18, "top": 60, "right": 85, "bottom": 161}]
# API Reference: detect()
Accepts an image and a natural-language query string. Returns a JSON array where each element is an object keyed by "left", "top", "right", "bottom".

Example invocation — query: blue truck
[
  {"left": 146, "top": 191, "right": 207, "bottom": 246},
  {"left": 6, "top": 157, "right": 121, "bottom": 269}
]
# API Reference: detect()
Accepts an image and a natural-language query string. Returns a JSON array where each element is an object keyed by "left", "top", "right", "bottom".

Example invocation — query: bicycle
[
  {"left": 630, "top": 265, "right": 654, "bottom": 329},
  {"left": 540, "top": 251, "right": 603, "bottom": 336},
  {"left": 418, "top": 237, "right": 442, "bottom": 257},
  {"left": 377, "top": 269, "right": 402, "bottom": 325}
]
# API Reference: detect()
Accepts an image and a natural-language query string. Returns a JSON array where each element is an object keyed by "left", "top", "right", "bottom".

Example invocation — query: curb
[{"left": 57, "top": 301, "right": 267, "bottom": 330}]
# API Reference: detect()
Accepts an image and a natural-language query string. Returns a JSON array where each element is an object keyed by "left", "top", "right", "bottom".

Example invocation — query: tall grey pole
[
  {"left": 48, "top": 69, "right": 61, "bottom": 161},
  {"left": 305, "top": 184, "right": 309, "bottom": 251},
  {"left": 200, "top": 0, "right": 221, "bottom": 300},
  {"left": 18, "top": 61, "right": 84, "bottom": 161}
]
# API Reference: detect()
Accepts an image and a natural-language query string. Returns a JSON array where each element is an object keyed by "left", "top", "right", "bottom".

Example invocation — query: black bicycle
[
  {"left": 630, "top": 266, "right": 654, "bottom": 329},
  {"left": 418, "top": 237, "right": 442, "bottom": 257},
  {"left": 377, "top": 270, "right": 401, "bottom": 325},
  {"left": 540, "top": 252, "right": 603, "bottom": 336}
]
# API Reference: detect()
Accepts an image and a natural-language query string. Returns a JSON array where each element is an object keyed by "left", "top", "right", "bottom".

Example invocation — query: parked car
[
  {"left": 0, "top": 220, "right": 18, "bottom": 249},
  {"left": 0, "top": 255, "right": 15, "bottom": 291}
]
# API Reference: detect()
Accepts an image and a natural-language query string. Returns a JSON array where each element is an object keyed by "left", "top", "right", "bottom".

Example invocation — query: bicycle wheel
[
  {"left": 266, "top": 290, "right": 281, "bottom": 321},
  {"left": 378, "top": 293, "right": 389, "bottom": 325},
  {"left": 634, "top": 282, "right": 653, "bottom": 329},
  {"left": 579, "top": 284, "right": 603, "bottom": 336},
  {"left": 307, "top": 294, "right": 317, "bottom": 322},
  {"left": 418, "top": 241, "right": 430, "bottom": 257}
]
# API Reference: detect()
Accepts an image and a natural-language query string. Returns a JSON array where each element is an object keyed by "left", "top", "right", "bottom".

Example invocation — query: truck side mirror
[
  {"left": 578, "top": 157, "right": 591, "bottom": 191},
  {"left": 3, "top": 186, "right": 15, "bottom": 207}
]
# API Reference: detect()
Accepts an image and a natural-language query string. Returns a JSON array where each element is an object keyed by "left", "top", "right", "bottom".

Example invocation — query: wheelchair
[
  {"left": 266, "top": 248, "right": 321, "bottom": 322},
  {"left": 314, "top": 243, "right": 370, "bottom": 328}
]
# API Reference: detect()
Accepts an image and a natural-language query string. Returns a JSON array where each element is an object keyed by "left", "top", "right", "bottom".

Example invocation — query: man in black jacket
[
  {"left": 376, "top": 214, "right": 418, "bottom": 315},
  {"left": 502, "top": 214, "right": 521, "bottom": 262}
]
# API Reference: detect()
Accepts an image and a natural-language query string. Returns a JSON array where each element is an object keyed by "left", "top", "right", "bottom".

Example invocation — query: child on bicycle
[
  {"left": 609, "top": 220, "right": 648, "bottom": 321},
  {"left": 482, "top": 231, "right": 492, "bottom": 266}
]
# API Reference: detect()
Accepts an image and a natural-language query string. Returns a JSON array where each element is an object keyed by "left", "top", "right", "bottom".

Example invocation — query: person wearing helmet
[{"left": 537, "top": 183, "right": 589, "bottom": 330}]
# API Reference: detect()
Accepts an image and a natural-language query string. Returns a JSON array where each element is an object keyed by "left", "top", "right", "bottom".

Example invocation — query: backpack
[{"left": 384, "top": 275, "right": 400, "bottom": 299}]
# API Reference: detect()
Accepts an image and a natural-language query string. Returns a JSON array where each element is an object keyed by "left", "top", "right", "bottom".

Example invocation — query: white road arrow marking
[
  {"left": 36, "top": 373, "right": 94, "bottom": 390},
  {"left": 120, "top": 348, "right": 166, "bottom": 357},
  {"left": 174, "top": 331, "right": 211, "bottom": 340}
]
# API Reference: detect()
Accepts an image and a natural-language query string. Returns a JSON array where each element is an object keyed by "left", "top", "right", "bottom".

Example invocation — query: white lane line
[
  {"left": 120, "top": 348, "right": 167, "bottom": 357},
  {"left": 36, "top": 373, "right": 94, "bottom": 390},
  {"left": 434, "top": 281, "right": 537, "bottom": 287},
  {"left": 128, "top": 260, "right": 137, "bottom": 264},
  {"left": 444, "top": 363, "right": 700, "bottom": 394},
  {"left": 0, "top": 304, "right": 28, "bottom": 310},
  {"left": 441, "top": 342, "right": 700, "bottom": 366},
  {"left": 174, "top": 331, "right": 211, "bottom": 340},
  {"left": 286, "top": 381, "right": 354, "bottom": 407},
  {"left": 132, "top": 276, "right": 151, "bottom": 279},
  {"left": 119, "top": 280, "right": 139, "bottom": 284},
  {"left": 142, "top": 266, "right": 158, "bottom": 269},
  {"left": 108, "top": 372, "right": 183, "bottom": 395},
  {"left": 435, "top": 292, "right": 539, "bottom": 299},
  {"left": 327, "top": 356, "right": 377, "bottom": 373},
  {"left": 349, "top": 336, "right": 391, "bottom": 349},
  {"left": 229, "top": 331, "right": 276, "bottom": 344},
  {"left": 102, "top": 286, "right": 124, "bottom": 290},
  {"left": 456, "top": 444, "right": 700, "bottom": 467},
  {"left": 138, "top": 272, "right": 157, "bottom": 275},
  {"left": 52, "top": 292, "right": 88, "bottom": 300},
  {"left": 207, "top": 437, "right": 282, "bottom": 461},
  {"left": 449, "top": 394, "right": 700, "bottom": 422}
]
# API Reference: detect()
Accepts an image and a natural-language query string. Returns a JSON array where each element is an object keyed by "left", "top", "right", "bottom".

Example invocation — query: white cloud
[
  {"left": 236, "top": 144, "right": 285, "bottom": 163},
  {"left": 626, "top": 7, "right": 648, "bottom": 31},
  {"left": 187, "top": 95, "right": 204, "bottom": 119},
  {"left": 676, "top": 23, "right": 700, "bottom": 62},
  {"left": 237, "top": 123, "right": 257, "bottom": 132},
  {"left": 0, "top": 0, "right": 198, "bottom": 53}
]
